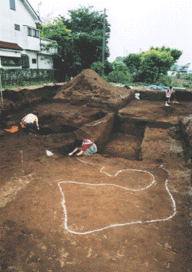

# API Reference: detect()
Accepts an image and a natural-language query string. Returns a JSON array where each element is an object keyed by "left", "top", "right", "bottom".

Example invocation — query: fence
[{"left": 0, "top": 68, "right": 56, "bottom": 87}]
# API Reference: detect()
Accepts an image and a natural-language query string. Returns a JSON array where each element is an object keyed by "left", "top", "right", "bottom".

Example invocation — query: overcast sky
[{"left": 30, "top": 0, "right": 192, "bottom": 65}]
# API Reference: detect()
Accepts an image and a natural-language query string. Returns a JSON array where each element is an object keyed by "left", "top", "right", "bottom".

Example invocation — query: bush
[
  {"left": 158, "top": 75, "right": 172, "bottom": 86},
  {"left": 0, "top": 68, "right": 55, "bottom": 87},
  {"left": 176, "top": 82, "right": 184, "bottom": 88},
  {"left": 186, "top": 74, "right": 192, "bottom": 80},
  {"left": 132, "top": 72, "right": 143, "bottom": 83},
  {"left": 102, "top": 75, "right": 109, "bottom": 82},
  {"left": 107, "top": 71, "right": 131, "bottom": 84},
  {"left": 183, "top": 82, "right": 192, "bottom": 88},
  {"left": 90, "top": 61, "right": 104, "bottom": 76}
]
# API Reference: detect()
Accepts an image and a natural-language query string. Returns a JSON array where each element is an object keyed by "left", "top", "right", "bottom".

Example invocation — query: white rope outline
[
  {"left": 84, "top": 120, "right": 107, "bottom": 126},
  {"left": 57, "top": 159, "right": 176, "bottom": 235}
]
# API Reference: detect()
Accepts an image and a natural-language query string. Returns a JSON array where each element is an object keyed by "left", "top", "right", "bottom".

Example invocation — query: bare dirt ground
[{"left": 0, "top": 70, "right": 191, "bottom": 272}]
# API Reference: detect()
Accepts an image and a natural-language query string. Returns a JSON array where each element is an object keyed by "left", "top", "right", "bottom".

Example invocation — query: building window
[
  {"left": 32, "top": 59, "right": 37, "bottom": 64},
  {"left": 1, "top": 57, "right": 21, "bottom": 67},
  {"left": 21, "top": 54, "right": 29, "bottom": 68},
  {"left": 14, "top": 24, "right": 20, "bottom": 31},
  {"left": 32, "top": 29, "right": 36, "bottom": 37},
  {"left": 28, "top": 28, "right": 32, "bottom": 36},
  {"left": 28, "top": 27, "right": 39, "bottom": 38},
  {"left": 35, "top": 29, "right": 39, "bottom": 38},
  {"left": 10, "top": 0, "right": 16, "bottom": 10}
]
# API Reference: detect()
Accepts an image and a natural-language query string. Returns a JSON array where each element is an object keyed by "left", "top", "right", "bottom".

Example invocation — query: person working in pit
[
  {"left": 21, "top": 111, "right": 40, "bottom": 132},
  {"left": 68, "top": 138, "right": 97, "bottom": 156}
]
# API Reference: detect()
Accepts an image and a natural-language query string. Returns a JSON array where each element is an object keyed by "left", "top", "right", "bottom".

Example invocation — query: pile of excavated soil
[{"left": 54, "top": 69, "right": 132, "bottom": 103}]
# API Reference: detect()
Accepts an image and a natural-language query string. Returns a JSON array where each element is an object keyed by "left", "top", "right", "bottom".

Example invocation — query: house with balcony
[{"left": 0, "top": 0, "right": 57, "bottom": 70}]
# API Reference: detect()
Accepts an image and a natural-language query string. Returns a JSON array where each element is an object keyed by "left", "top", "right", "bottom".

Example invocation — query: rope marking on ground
[
  {"left": 58, "top": 158, "right": 176, "bottom": 235},
  {"left": 84, "top": 120, "right": 107, "bottom": 126}
]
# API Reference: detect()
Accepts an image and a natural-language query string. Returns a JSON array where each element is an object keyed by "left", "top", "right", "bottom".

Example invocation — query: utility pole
[
  {"left": 37, "top": 1, "right": 42, "bottom": 18},
  {"left": 102, "top": 8, "right": 106, "bottom": 76}
]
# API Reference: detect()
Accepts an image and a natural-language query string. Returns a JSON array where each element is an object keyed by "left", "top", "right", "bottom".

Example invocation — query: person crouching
[
  {"left": 69, "top": 138, "right": 97, "bottom": 156},
  {"left": 21, "top": 111, "right": 40, "bottom": 133}
]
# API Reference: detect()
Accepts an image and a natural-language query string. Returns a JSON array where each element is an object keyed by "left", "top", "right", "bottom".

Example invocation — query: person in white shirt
[
  {"left": 21, "top": 111, "right": 39, "bottom": 132},
  {"left": 165, "top": 86, "right": 173, "bottom": 106}
]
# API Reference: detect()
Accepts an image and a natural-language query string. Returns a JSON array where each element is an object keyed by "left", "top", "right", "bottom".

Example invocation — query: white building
[{"left": 0, "top": 0, "right": 57, "bottom": 70}]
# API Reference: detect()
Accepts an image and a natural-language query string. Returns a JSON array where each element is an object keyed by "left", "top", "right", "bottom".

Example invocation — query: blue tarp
[{"left": 146, "top": 85, "right": 166, "bottom": 90}]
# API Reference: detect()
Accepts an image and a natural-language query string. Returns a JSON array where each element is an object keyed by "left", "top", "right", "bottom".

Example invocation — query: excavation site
[{"left": 0, "top": 69, "right": 191, "bottom": 272}]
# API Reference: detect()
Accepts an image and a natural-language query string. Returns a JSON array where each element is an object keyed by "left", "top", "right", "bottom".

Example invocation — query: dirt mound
[{"left": 54, "top": 69, "right": 133, "bottom": 109}]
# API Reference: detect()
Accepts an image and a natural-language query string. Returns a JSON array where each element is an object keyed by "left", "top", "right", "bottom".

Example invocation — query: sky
[{"left": 29, "top": 0, "right": 192, "bottom": 66}]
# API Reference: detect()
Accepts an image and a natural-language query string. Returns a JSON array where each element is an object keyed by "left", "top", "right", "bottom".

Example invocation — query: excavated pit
[
  {"left": 0, "top": 70, "right": 192, "bottom": 272},
  {"left": 1, "top": 99, "right": 192, "bottom": 164},
  {"left": 101, "top": 118, "right": 146, "bottom": 160}
]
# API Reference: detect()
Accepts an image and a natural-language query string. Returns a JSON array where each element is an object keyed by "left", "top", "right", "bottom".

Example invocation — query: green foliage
[
  {"left": 102, "top": 75, "right": 109, "bottom": 82},
  {"left": 177, "top": 82, "right": 184, "bottom": 88},
  {"left": 0, "top": 68, "right": 55, "bottom": 87},
  {"left": 41, "top": 18, "right": 80, "bottom": 81},
  {"left": 63, "top": 6, "right": 110, "bottom": 35},
  {"left": 90, "top": 61, "right": 104, "bottom": 75},
  {"left": 41, "top": 7, "right": 111, "bottom": 81},
  {"left": 140, "top": 50, "right": 174, "bottom": 83},
  {"left": 104, "top": 60, "right": 113, "bottom": 75},
  {"left": 60, "top": 6, "right": 111, "bottom": 70},
  {"left": 41, "top": 18, "right": 72, "bottom": 41},
  {"left": 186, "top": 74, "right": 192, "bottom": 80},
  {"left": 107, "top": 71, "right": 131, "bottom": 84},
  {"left": 158, "top": 75, "right": 173, "bottom": 86},
  {"left": 170, "top": 49, "right": 183, "bottom": 62},
  {"left": 183, "top": 82, "right": 192, "bottom": 88},
  {"left": 123, "top": 54, "right": 141, "bottom": 74},
  {"left": 112, "top": 61, "right": 128, "bottom": 72},
  {"left": 150, "top": 46, "right": 182, "bottom": 63},
  {"left": 108, "top": 61, "right": 130, "bottom": 84},
  {"left": 122, "top": 46, "right": 182, "bottom": 84},
  {"left": 176, "top": 72, "right": 181, "bottom": 79}
]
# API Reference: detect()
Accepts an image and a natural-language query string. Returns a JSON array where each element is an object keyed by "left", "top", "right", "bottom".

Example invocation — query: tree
[
  {"left": 106, "top": 61, "right": 130, "bottom": 84},
  {"left": 140, "top": 50, "right": 174, "bottom": 82},
  {"left": 107, "top": 71, "right": 131, "bottom": 84},
  {"left": 60, "top": 6, "right": 111, "bottom": 70},
  {"left": 104, "top": 60, "right": 113, "bottom": 75},
  {"left": 123, "top": 54, "right": 141, "bottom": 74},
  {"left": 90, "top": 61, "right": 104, "bottom": 75},
  {"left": 150, "top": 46, "right": 182, "bottom": 63},
  {"left": 112, "top": 61, "right": 128, "bottom": 72},
  {"left": 90, "top": 60, "right": 112, "bottom": 76},
  {"left": 123, "top": 46, "right": 183, "bottom": 83},
  {"left": 41, "top": 18, "right": 81, "bottom": 81},
  {"left": 41, "top": 7, "right": 111, "bottom": 80}
]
